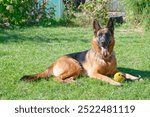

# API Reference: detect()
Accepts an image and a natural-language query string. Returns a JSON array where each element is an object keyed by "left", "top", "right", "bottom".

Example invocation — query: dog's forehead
[{"left": 98, "top": 28, "right": 109, "bottom": 34}]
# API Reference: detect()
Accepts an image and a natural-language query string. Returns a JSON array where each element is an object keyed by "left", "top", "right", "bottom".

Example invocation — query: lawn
[{"left": 0, "top": 26, "right": 150, "bottom": 100}]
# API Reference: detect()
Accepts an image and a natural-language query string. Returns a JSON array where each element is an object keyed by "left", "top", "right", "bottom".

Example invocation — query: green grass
[{"left": 0, "top": 26, "right": 150, "bottom": 100}]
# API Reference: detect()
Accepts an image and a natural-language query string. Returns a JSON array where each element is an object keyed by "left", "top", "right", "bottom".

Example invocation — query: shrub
[
  {"left": 62, "top": 0, "right": 109, "bottom": 27},
  {"left": 0, "top": 0, "right": 55, "bottom": 28},
  {"left": 121, "top": 0, "right": 150, "bottom": 30},
  {"left": 79, "top": 0, "right": 109, "bottom": 26},
  {"left": 59, "top": 0, "right": 76, "bottom": 26}
]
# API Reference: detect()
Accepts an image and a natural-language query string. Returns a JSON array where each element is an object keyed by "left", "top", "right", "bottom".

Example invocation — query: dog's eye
[
  {"left": 99, "top": 33, "right": 103, "bottom": 37},
  {"left": 105, "top": 32, "right": 110, "bottom": 38}
]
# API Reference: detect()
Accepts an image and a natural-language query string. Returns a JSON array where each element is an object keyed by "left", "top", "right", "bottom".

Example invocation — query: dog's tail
[{"left": 20, "top": 64, "right": 54, "bottom": 81}]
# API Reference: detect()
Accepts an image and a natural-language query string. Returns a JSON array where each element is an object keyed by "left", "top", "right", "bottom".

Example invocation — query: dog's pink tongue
[{"left": 102, "top": 48, "right": 109, "bottom": 57}]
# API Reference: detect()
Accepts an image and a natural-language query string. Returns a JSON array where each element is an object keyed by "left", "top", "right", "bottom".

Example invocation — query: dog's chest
[
  {"left": 97, "top": 52, "right": 117, "bottom": 75},
  {"left": 84, "top": 55, "right": 117, "bottom": 76},
  {"left": 97, "top": 59, "right": 116, "bottom": 75}
]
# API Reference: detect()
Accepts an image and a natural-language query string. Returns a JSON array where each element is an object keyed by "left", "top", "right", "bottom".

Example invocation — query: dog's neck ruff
[{"left": 90, "top": 49, "right": 114, "bottom": 62}]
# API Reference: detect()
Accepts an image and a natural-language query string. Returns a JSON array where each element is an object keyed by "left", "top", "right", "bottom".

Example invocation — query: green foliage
[
  {"left": 0, "top": 0, "right": 55, "bottom": 28},
  {"left": 80, "top": 0, "right": 109, "bottom": 25},
  {"left": 61, "top": 0, "right": 76, "bottom": 26},
  {"left": 121, "top": 0, "right": 150, "bottom": 30},
  {"left": 62, "top": 0, "right": 109, "bottom": 27}
]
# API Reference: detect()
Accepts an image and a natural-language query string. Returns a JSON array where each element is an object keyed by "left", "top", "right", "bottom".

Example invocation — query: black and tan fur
[{"left": 20, "top": 18, "right": 139, "bottom": 86}]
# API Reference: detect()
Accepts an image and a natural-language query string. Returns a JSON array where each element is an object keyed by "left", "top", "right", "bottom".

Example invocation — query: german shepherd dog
[{"left": 20, "top": 18, "right": 139, "bottom": 86}]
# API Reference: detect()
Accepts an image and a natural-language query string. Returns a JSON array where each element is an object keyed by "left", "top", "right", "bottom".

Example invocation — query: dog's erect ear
[
  {"left": 93, "top": 19, "right": 101, "bottom": 36},
  {"left": 107, "top": 18, "right": 114, "bottom": 34}
]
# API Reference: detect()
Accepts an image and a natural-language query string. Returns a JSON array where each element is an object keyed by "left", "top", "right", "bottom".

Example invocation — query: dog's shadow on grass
[{"left": 118, "top": 67, "right": 150, "bottom": 79}]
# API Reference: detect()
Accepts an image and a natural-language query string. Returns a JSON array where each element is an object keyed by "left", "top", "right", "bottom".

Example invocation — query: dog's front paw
[
  {"left": 125, "top": 74, "right": 140, "bottom": 81},
  {"left": 132, "top": 76, "right": 140, "bottom": 80}
]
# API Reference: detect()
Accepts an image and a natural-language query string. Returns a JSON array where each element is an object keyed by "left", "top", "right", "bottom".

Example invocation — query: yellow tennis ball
[{"left": 114, "top": 72, "right": 125, "bottom": 82}]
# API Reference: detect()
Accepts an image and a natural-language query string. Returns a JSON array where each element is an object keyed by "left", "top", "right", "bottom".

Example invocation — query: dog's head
[{"left": 92, "top": 18, "right": 115, "bottom": 59}]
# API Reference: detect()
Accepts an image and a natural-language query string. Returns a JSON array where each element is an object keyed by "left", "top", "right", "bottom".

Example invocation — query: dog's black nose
[{"left": 101, "top": 41, "right": 105, "bottom": 46}]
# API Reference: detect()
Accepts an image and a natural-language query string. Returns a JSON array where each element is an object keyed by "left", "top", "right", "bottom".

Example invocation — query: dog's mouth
[{"left": 101, "top": 47, "right": 110, "bottom": 59}]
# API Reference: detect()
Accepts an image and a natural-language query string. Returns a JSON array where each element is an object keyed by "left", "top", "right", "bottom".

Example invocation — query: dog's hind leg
[
  {"left": 53, "top": 69, "right": 80, "bottom": 83},
  {"left": 53, "top": 56, "right": 82, "bottom": 83},
  {"left": 54, "top": 75, "right": 77, "bottom": 83},
  {"left": 63, "top": 77, "right": 76, "bottom": 83}
]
